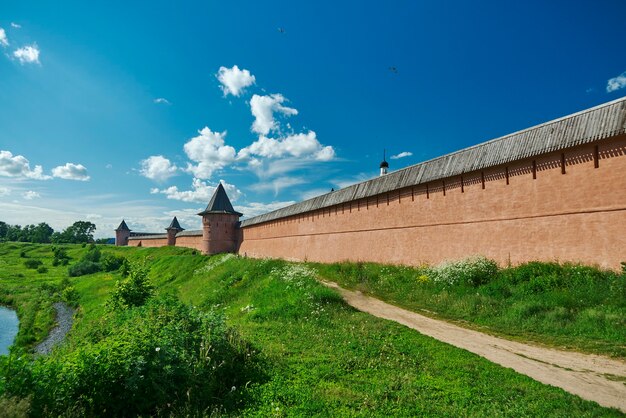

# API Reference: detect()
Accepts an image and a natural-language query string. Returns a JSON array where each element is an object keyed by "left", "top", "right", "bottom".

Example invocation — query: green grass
[
  {"left": 314, "top": 259, "right": 626, "bottom": 358},
  {"left": 0, "top": 243, "right": 623, "bottom": 416}
]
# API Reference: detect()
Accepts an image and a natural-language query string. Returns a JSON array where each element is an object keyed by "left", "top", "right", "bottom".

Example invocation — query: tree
[
  {"left": 0, "top": 221, "right": 8, "bottom": 241},
  {"left": 29, "top": 223, "right": 54, "bottom": 243},
  {"left": 54, "top": 221, "right": 97, "bottom": 244}
]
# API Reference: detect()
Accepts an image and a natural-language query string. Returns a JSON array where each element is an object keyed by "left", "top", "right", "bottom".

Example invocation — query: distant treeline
[{"left": 0, "top": 220, "right": 106, "bottom": 244}]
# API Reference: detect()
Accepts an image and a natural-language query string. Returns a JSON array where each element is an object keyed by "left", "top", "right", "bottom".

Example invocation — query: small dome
[{"left": 379, "top": 160, "right": 389, "bottom": 168}]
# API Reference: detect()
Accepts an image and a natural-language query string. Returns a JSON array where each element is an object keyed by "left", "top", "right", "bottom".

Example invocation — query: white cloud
[
  {"left": 22, "top": 191, "right": 40, "bottom": 200},
  {"left": 0, "top": 187, "right": 10, "bottom": 197},
  {"left": 153, "top": 97, "right": 171, "bottom": 105},
  {"left": 11, "top": 23, "right": 21, "bottom": 29},
  {"left": 251, "top": 176, "right": 306, "bottom": 196},
  {"left": 250, "top": 94, "right": 298, "bottom": 135},
  {"left": 151, "top": 178, "right": 242, "bottom": 204},
  {"left": 239, "top": 131, "right": 335, "bottom": 161},
  {"left": 183, "top": 127, "right": 237, "bottom": 179},
  {"left": 0, "top": 150, "right": 51, "bottom": 180},
  {"left": 217, "top": 65, "right": 256, "bottom": 97},
  {"left": 51, "top": 163, "right": 90, "bottom": 181},
  {"left": 13, "top": 44, "right": 40, "bottom": 64},
  {"left": 391, "top": 151, "right": 412, "bottom": 160},
  {"left": 140, "top": 155, "right": 178, "bottom": 182},
  {"left": 235, "top": 200, "right": 296, "bottom": 218},
  {"left": 0, "top": 28, "right": 8, "bottom": 47},
  {"left": 607, "top": 71, "right": 626, "bottom": 93},
  {"left": 301, "top": 188, "right": 333, "bottom": 200}
]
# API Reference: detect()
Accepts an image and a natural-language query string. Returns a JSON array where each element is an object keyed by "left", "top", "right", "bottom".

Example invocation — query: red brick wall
[
  {"left": 174, "top": 235, "right": 203, "bottom": 252},
  {"left": 238, "top": 136, "right": 626, "bottom": 270},
  {"left": 128, "top": 237, "right": 168, "bottom": 248}
]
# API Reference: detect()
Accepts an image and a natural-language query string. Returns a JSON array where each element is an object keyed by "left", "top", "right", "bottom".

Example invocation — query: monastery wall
[
  {"left": 238, "top": 135, "right": 626, "bottom": 270},
  {"left": 174, "top": 234, "right": 204, "bottom": 252},
  {"left": 128, "top": 237, "right": 168, "bottom": 248}
]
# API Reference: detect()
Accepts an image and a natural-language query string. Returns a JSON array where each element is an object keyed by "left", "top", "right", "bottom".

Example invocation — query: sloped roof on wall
[
  {"left": 176, "top": 230, "right": 203, "bottom": 237},
  {"left": 241, "top": 97, "right": 626, "bottom": 227},
  {"left": 198, "top": 183, "right": 243, "bottom": 216}
]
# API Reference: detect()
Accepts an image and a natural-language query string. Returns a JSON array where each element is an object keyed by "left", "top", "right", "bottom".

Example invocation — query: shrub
[
  {"left": 0, "top": 395, "right": 31, "bottom": 417},
  {"left": 1, "top": 297, "right": 257, "bottom": 416},
  {"left": 107, "top": 263, "right": 154, "bottom": 309},
  {"left": 68, "top": 260, "right": 101, "bottom": 277},
  {"left": 429, "top": 256, "right": 499, "bottom": 287},
  {"left": 61, "top": 286, "right": 80, "bottom": 307},
  {"left": 100, "top": 254, "right": 125, "bottom": 272},
  {"left": 19, "top": 251, "right": 26, "bottom": 258},
  {"left": 23, "top": 259, "right": 42, "bottom": 269},
  {"left": 36, "top": 266, "right": 48, "bottom": 274},
  {"left": 120, "top": 258, "right": 131, "bottom": 277},
  {"left": 52, "top": 246, "right": 71, "bottom": 266},
  {"left": 82, "top": 245, "right": 101, "bottom": 263}
]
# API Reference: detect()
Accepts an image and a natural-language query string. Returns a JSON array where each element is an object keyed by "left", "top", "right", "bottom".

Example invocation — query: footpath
[{"left": 322, "top": 281, "right": 626, "bottom": 413}]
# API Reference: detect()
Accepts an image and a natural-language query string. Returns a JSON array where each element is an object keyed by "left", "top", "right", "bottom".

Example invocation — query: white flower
[{"left": 155, "top": 347, "right": 161, "bottom": 352}]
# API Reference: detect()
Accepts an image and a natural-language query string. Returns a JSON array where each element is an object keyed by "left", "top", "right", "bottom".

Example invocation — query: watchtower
[
  {"left": 165, "top": 216, "right": 184, "bottom": 246},
  {"left": 115, "top": 220, "right": 131, "bottom": 246},
  {"left": 198, "top": 183, "right": 242, "bottom": 255}
]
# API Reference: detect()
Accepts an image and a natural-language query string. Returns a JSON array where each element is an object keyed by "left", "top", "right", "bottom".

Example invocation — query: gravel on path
[
  {"left": 322, "top": 280, "right": 626, "bottom": 413},
  {"left": 35, "top": 302, "right": 74, "bottom": 355}
]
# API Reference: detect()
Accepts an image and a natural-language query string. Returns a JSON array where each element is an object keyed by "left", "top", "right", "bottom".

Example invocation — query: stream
[{"left": 0, "top": 306, "right": 19, "bottom": 355}]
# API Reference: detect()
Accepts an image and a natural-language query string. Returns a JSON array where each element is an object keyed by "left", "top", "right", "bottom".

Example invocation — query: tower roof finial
[{"left": 379, "top": 149, "right": 389, "bottom": 169}]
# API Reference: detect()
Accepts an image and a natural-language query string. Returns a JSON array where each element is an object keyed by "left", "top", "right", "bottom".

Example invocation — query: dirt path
[
  {"left": 35, "top": 302, "right": 74, "bottom": 356},
  {"left": 322, "top": 281, "right": 626, "bottom": 413}
]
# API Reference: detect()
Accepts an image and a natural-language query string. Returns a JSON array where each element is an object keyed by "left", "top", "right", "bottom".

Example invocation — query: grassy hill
[{"left": 0, "top": 243, "right": 623, "bottom": 416}]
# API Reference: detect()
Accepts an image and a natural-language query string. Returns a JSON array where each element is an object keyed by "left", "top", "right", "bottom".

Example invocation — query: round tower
[
  {"left": 380, "top": 149, "right": 389, "bottom": 176},
  {"left": 198, "top": 183, "right": 243, "bottom": 255},
  {"left": 115, "top": 220, "right": 131, "bottom": 246},
  {"left": 165, "top": 216, "right": 184, "bottom": 246}
]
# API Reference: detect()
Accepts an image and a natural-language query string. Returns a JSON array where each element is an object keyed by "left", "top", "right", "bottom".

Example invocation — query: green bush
[
  {"left": 107, "top": 263, "right": 154, "bottom": 309},
  {"left": 68, "top": 260, "right": 101, "bottom": 277},
  {"left": 82, "top": 245, "right": 101, "bottom": 263},
  {"left": 23, "top": 259, "right": 42, "bottom": 269},
  {"left": 61, "top": 286, "right": 80, "bottom": 307},
  {"left": 100, "top": 254, "right": 125, "bottom": 272},
  {"left": 120, "top": 257, "right": 131, "bottom": 277},
  {"left": 52, "top": 246, "right": 71, "bottom": 266},
  {"left": 429, "top": 256, "right": 498, "bottom": 287},
  {"left": 36, "top": 266, "right": 47, "bottom": 274},
  {"left": 1, "top": 297, "right": 256, "bottom": 416}
]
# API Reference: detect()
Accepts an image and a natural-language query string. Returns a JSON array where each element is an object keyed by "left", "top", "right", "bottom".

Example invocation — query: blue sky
[{"left": 1, "top": 0, "right": 625, "bottom": 237}]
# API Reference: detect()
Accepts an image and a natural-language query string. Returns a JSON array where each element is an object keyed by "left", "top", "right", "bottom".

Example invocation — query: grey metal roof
[
  {"left": 128, "top": 233, "right": 167, "bottom": 240},
  {"left": 166, "top": 216, "right": 184, "bottom": 231},
  {"left": 241, "top": 97, "right": 626, "bottom": 227},
  {"left": 198, "top": 183, "right": 243, "bottom": 216},
  {"left": 175, "top": 229, "right": 203, "bottom": 237}
]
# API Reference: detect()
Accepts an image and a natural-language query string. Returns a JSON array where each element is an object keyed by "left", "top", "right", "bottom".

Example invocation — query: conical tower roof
[
  {"left": 165, "top": 216, "right": 184, "bottom": 231},
  {"left": 198, "top": 183, "right": 243, "bottom": 216},
  {"left": 115, "top": 220, "right": 131, "bottom": 231}
]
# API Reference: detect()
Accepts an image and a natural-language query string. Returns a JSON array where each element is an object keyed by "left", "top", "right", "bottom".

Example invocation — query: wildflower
[{"left": 155, "top": 347, "right": 161, "bottom": 352}]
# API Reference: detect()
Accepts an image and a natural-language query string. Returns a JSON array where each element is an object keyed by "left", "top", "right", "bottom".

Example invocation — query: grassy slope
[
  {"left": 0, "top": 243, "right": 622, "bottom": 416},
  {"left": 314, "top": 261, "right": 626, "bottom": 358}
]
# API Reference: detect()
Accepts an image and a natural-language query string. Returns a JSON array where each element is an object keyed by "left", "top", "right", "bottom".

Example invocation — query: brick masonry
[{"left": 237, "top": 136, "right": 626, "bottom": 270}]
